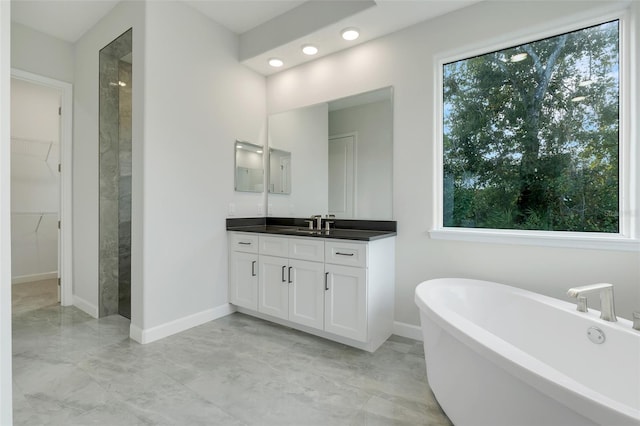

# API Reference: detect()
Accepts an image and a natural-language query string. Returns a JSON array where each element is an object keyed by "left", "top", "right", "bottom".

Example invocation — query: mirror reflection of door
[
  {"left": 279, "top": 156, "right": 291, "bottom": 194},
  {"left": 268, "top": 148, "right": 291, "bottom": 194},
  {"left": 328, "top": 134, "right": 356, "bottom": 218}
]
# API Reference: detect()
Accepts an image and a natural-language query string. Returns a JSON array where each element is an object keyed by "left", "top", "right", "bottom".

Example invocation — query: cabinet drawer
[
  {"left": 289, "top": 238, "right": 324, "bottom": 262},
  {"left": 230, "top": 233, "right": 259, "bottom": 254},
  {"left": 259, "top": 235, "right": 289, "bottom": 257},
  {"left": 325, "top": 241, "right": 367, "bottom": 268}
]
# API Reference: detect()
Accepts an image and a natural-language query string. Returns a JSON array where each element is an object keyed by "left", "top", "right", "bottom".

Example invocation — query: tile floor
[{"left": 12, "top": 280, "right": 451, "bottom": 425}]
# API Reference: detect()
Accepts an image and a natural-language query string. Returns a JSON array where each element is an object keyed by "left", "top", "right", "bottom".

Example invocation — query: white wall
[
  {"left": 11, "top": 23, "right": 73, "bottom": 83},
  {"left": 0, "top": 0, "right": 13, "bottom": 422},
  {"left": 329, "top": 100, "right": 393, "bottom": 219},
  {"left": 11, "top": 79, "right": 60, "bottom": 142},
  {"left": 140, "top": 1, "right": 265, "bottom": 335},
  {"left": 73, "top": 1, "right": 145, "bottom": 319},
  {"left": 268, "top": 103, "right": 328, "bottom": 217},
  {"left": 267, "top": 0, "right": 640, "bottom": 325},
  {"left": 70, "top": 0, "right": 266, "bottom": 339},
  {"left": 11, "top": 78, "right": 60, "bottom": 281}
]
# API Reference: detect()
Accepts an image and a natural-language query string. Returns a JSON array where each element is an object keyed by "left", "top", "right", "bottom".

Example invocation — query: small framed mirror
[
  {"left": 234, "top": 140, "right": 264, "bottom": 193},
  {"left": 268, "top": 148, "right": 292, "bottom": 194}
]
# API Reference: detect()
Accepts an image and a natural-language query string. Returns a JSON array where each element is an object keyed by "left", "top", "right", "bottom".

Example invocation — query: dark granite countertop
[{"left": 226, "top": 217, "right": 396, "bottom": 241}]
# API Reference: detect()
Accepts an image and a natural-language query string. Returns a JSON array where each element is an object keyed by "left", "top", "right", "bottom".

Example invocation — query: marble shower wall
[
  {"left": 118, "top": 61, "right": 132, "bottom": 319},
  {"left": 99, "top": 29, "right": 132, "bottom": 318}
]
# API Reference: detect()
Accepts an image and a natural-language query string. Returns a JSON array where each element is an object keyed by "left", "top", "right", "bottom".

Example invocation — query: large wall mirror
[
  {"left": 267, "top": 87, "right": 393, "bottom": 219},
  {"left": 234, "top": 140, "right": 264, "bottom": 193}
]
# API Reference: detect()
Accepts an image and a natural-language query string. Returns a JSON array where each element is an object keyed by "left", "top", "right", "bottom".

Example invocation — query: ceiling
[
  {"left": 11, "top": 0, "right": 122, "bottom": 43},
  {"left": 11, "top": 0, "right": 481, "bottom": 76},
  {"left": 184, "top": 0, "right": 307, "bottom": 34}
]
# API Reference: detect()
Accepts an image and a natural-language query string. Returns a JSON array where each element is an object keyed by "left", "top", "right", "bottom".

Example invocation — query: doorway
[{"left": 10, "top": 70, "right": 72, "bottom": 309}]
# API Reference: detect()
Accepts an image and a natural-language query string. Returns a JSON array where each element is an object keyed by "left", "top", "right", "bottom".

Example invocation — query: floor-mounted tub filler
[{"left": 415, "top": 278, "right": 640, "bottom": 426}]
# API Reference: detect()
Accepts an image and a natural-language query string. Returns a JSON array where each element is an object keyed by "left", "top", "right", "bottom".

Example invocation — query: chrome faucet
[
  {"left": 633, "top": 312, "right": 640, "bottom": 331},
  {"left": 324, "top": 214, "right": 335, "bottom": 232},
  {"left": 312, "top": 215, "right": 322, "bottom": 230},
  {"left": 567, "top": 283, "right": 617, "bottom": 322}
]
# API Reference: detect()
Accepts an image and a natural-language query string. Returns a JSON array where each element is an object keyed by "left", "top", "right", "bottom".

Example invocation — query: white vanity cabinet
[
  {"left": 323, "top": 240, "right": 394, "bottom": 346},
  {"left": 288, "top": 259, "right": 326, "bottom": 329},
  {"left": 324, "top": 264, "right": 367, "bottom": 341},
  {"left": 227, "top": 231, "right": 395, "bottom": 352},
  {"left": 258, "top": 236, "right": 325, "bottom": 330},
  {"left": 228, "top": 233, "right": 259, "bottom": 310}
]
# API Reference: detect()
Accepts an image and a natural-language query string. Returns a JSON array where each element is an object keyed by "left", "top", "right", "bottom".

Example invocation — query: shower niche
[{"left": 99, "top": 29, "right": 132, "bottom": 319}]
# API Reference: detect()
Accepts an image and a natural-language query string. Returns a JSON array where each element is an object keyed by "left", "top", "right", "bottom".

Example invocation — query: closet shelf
[
  {"left": 11, "top": 137, "right": 58, "bottom": 162},
  {"left": 12, "top": 211, "right": 57, "bottom": 216},
  {"left": 11, "top": 212, "right": 57, "bottom": 233}
]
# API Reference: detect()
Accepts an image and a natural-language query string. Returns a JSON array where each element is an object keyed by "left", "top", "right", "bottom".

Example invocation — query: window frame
[{"left": 430, "top": 7, "right": 639, "bottom": 251}]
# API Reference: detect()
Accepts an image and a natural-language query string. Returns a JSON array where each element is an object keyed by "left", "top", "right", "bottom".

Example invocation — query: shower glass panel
[{"left": 99, "top": 29, "right": 132, "bottom": 319}]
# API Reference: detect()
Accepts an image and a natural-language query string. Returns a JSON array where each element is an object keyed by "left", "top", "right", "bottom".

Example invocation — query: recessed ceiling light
[
  {"left": 571, "top": 96, "right": 586, "bottom": 102},
  {"left": 510, "top": 53, "right": 528, "bottom": 63},
  {"left": 257, "top": 150, "right": 263, "bottom": 154},
  {"left": 268, "top": 58, "right": 284, "bottom": 68},
  {"left": 302, "top": 44, "right": 318, "bottom": 56},
  {"left": 341, "top": 28, "right": 360, "bottom": 41}
]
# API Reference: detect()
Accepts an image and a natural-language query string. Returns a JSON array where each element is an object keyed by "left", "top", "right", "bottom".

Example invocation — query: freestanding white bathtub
[{"left": 415, "top": 278, "right": 640, "bottom": 426}]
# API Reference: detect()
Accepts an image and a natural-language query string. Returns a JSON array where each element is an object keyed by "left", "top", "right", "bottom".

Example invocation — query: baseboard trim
[
  {"left": 393, "top": 321, "right": 423, "bottom": 341},
  {"left": 73, "top": 295, "right": 98, "bottom": 318},
  {"left": 129, "top": 324, "right": 143, "bottom": 343},
  {"left": 129, "top": 303, "right": 236, "bottom": 344},
  {"left": 12, "top": 271, "right": 57, "bottom": 285}
]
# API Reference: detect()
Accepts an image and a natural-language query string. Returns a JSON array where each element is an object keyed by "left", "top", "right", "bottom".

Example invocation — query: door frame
[{"left": 11, "top": 69, "right": 73, "bottom": 306}]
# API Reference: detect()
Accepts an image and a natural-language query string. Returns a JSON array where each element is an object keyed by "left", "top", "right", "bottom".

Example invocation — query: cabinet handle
[
  {"left": 335, "top": 252, "right": 354, "bottom": 256},
  {"left": 281, "top": 265, "right": 286, "bottom": 282},
  {"left": 325, "top": 272, "right": 329, "bottom": 291},
  {"left": 238, "top": 241, "right": 251, "bottom": 245},
  {"left": 288, "top": 267, "right": 293, "bottom": 284},
  {"left": 251, "top": 261, "right": 256, "bottom": 277}
]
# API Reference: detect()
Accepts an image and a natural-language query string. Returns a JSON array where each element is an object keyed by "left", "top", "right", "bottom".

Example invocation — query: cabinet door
[
  {"left": 230, "top": 251, "right": 258, "bottom": 310},
  {"left": 324, "top": 264, "right": 367, "bottom": 342},
  {"left": 258, "top": 255, "right": 289, "bottom": 320},
  {"left": 288, "top": 259, "right": 325, "bottom": 330}
]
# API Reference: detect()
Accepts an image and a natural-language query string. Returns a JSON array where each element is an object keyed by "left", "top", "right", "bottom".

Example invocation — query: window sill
[{"left": 429, "top": 228, "right": 640, "bottom": 252}]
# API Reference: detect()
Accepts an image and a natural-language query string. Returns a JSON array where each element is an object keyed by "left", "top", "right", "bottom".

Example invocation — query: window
[
  {"left": 441, "top": 20, "right": 623, "bottom": 237},
  {"left": 443, "top": 21, "right": 619, "bottom": 233}
]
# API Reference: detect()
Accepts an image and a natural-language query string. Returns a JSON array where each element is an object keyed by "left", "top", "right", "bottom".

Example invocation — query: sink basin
[
  {"left": 295, "top": 228, "right": 325, "bottom": 235},
  {"left": 263, "top": 225, "right": 325, "bottom": 235}
]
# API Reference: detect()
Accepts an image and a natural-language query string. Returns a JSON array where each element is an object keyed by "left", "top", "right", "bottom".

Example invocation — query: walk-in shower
[{"left": 99, "top": 29, "right": 132, "bottom": 319}]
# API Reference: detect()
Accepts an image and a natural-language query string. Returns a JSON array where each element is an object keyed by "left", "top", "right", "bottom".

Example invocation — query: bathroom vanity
[{"left": 227, "top": 218, "right": 396, "bottom": 352}]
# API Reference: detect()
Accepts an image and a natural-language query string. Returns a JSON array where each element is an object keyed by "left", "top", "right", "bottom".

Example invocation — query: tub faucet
[{"left": 567, "top": 283, "right": 617, "bottom": 322}]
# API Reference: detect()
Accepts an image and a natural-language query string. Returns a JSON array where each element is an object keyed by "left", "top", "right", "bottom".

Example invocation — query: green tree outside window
[{"left": 443, "top": 20, "right": 619, "bottom": 232}]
